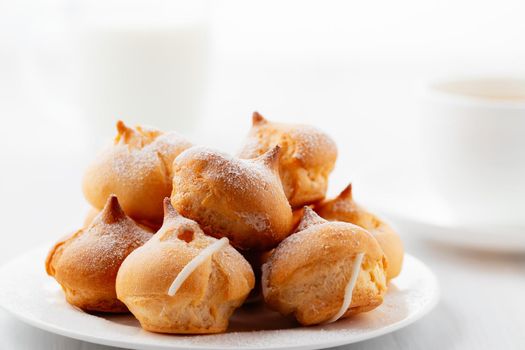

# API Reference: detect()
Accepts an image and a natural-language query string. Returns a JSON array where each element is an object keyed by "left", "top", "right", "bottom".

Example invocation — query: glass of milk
[{"left": 69, "top": 0, "right": 210, "bottom": 144}]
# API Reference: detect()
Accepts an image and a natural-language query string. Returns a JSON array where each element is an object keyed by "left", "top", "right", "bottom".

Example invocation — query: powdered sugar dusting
[
  {"left": 146, "top": 132, "right": 192, "bottom": 172},
  {"left": 95, "top": 125, "right": 192, "bottom": 189},
  {"left": 172, "top": 146, "right": 291, "bottom": 247},
  {"left": 64, "top": 214, "right": 152, "bottom": 274},
  {"left": 176, "top": 146, "right": 278, "bottom": 194},
  {"left": 287, "top": 124, "right": 337, "bottom": 165},
  {"left": 239, "top": 120, "right": 337, "bottom": 167},
  {"left": 110, "top": 149, "right": 159, "bottom": 183}
]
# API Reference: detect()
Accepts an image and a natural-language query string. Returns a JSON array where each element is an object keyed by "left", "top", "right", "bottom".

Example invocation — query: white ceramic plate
[{"left": 0, "top": 246, "right": 439, "bottom": 350}]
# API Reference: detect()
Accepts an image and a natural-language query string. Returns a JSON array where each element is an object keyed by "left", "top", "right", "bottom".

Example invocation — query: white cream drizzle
[
  {"left": 326, "top": 252, "right": 365, "bottom": 324},
  {"left": 167, "top": 237, "right": 229, "bottom": 297}
]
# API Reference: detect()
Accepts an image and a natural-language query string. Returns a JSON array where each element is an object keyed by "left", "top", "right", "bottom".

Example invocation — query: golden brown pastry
[
  {"left": 116, "top": 199, "right": 255, "bottom": 334},
  {"left": 262, "top": 207, "right": 387, "bottom": 326},
  {"left": 315, "top": 184, "right": 404, "bottom": 279},
  {"left": 238, "top": 112, "right": 337, "bottom": 208},
  {"left": 46, "top": 195, "right": 153, "bottom": 312},
  {"left": 171, "top": 145, "right": 293, "bottom": 251},
  {"left": 82, "top": 121, "right": 192, "bottom": 224}
]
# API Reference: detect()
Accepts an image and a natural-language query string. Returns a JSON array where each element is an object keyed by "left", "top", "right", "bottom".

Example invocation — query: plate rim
[{"left": 0, "top": 246, "right": 440, "bottom": 350}]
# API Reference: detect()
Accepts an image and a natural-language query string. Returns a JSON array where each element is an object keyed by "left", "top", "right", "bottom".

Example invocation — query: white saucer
[
  {"left": 0, "top": 246, "right": 439, "bottom": 350},
  {"left": 356, "top": 167, "right": 525, "bottom": 253},
  {"left": 383, "top": 212, "right": 525, "bottom": 253}
]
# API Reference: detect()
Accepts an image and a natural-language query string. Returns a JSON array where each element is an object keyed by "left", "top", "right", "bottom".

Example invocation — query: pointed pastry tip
[
  {"left": 256, "top": 145, "right": 281, "bottom": 169},
  {"left": 115, "top": 120, "right": 137, "bottom": 144},
  {"left": 116, "top": 120, "right": 129, "bottom": 134},
  {"left": 158, "top": 198, "right": 200, "bottom": 242},
  {"left": 115, "top": 120, "right": 154, "bottom": 147},
  {"left": 296, "top": 206, "right": 327, "bottom": 232},
  {"left": 252, "top": 111, "right": 268, "bottom": 125},
  {"left": 339, "top": 183, "right": 353, "bottom": 199},
  {"left": 108, "top": 194, "right": 118, "bottom": 205},
  {"left": 100, "top": 194, "right": 126, "bottom": 223}
]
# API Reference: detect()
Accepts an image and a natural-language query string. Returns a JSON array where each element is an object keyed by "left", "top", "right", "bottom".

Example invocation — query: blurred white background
[
  {"left": 2, "top": 0, "right": 525, "bottom": 245},
  {"left": 1, "top": 1, "right": 525, "bottom": 349}
]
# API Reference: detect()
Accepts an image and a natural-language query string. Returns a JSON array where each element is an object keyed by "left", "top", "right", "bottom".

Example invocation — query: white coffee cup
[{"left": 420, "top": 78, "right": 525, "bottom": 227}]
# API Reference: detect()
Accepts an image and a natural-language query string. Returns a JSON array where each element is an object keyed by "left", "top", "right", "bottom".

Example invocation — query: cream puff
[
  {"left": 46, "top": 195, "right": 153, "bottom": 312},
  {"left": 315, "top": 184, "right": 404, "bottom": 279},
  {"left": 262, "top": 207, "right": 387, "bottom": 326},
  {"left": 238, "top": 112, "right": 337, "bottom": 208},
  {"left": 171, "top": 145, "right": 293, "bottom": 250},
  {"left": 116, "top": 199, "right": 255, "bottom": 334},
  {"left": 82, "top": 121, "right": 192, "bottom": 224}
]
